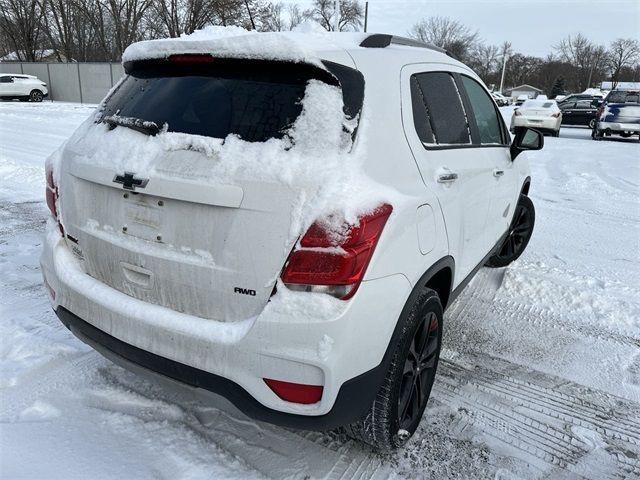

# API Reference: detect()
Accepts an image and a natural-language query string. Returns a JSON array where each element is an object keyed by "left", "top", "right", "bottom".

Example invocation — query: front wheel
[
  {"left": 345, "top": 289, "right": 443, "bottom": 451},
  {"left": 486, "top": 194, "right": 535, "bottom": 268},
  {"left": 29, "top": 90, "right": 43, "bottom": 102}
]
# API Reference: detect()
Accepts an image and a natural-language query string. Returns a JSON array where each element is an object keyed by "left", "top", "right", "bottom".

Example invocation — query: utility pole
[
  {"left": 333, "top": 0, "right": 340, "bottom": 31},
  {"left": 499, "top": 43, "right": 510, "bottom": 94},
  {"left": 364, "top": 2, "right": 369, "bottom": 32},
  {"left": 244, "top": 0, "right": 256, "bottom": 30}
]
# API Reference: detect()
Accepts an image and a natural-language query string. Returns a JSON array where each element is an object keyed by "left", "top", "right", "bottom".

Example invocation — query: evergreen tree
[{"left": 550, "top": 76, "right": 566, "bottom": 98}]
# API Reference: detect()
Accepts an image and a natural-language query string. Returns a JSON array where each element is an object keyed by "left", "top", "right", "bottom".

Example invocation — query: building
[{"left": 506, "top": 84, "right": 543, "bottom": 100}]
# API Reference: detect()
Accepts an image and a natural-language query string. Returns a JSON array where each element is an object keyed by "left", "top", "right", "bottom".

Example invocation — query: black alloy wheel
[
  {"left": 397, "top": 311, "right": 440, "bottom": 433},
  {"left": 345, "top": 289, "right": 443, "bottom": 451},
  {"left": 486, "top": 194, "right": 535, "bottom": 268}
]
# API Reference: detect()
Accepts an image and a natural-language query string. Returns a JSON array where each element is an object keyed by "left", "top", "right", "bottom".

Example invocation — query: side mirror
[{"left": 510, "top": 127, "right": 543, "bottom": 160}]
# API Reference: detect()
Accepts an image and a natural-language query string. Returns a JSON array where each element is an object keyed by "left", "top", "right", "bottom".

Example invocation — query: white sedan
[
  {"left": 510, "top": 99, "right": 562, "bottom": 137},
  {"left": 0, "top": 73, "right": 48, "bottom": 102}
]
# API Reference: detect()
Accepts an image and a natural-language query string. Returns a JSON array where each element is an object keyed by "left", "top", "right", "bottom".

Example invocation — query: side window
[
  {"left": 411, "top": 72, "right": 471, "bottom": 145},
  {"left": 0, "top": 76, "right": 13, "bottom": 83},
  {"left": 460, "top": 76, "right": 504, "bottom": 144},
  {"left": 575, "top": 100, "right": 592, "bottom": 109}
]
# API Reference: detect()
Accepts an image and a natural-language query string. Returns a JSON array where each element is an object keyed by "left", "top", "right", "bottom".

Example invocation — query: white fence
[{"left": 0, "top": 62, "right": 124, "bottom": 104}]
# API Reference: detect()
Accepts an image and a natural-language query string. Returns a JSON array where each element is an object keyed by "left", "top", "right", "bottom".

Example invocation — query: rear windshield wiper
[{"left": 102, "top": 114, "right": 160, "bottom": 136}]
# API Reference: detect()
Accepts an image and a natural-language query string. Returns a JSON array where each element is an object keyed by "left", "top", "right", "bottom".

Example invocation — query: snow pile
[{"left": 123, "top": 26, "right": 322, "bottom": 68}]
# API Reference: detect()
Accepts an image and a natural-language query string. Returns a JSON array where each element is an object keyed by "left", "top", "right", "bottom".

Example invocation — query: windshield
[{"left": 99, "top": 59, "right": 363, "bottom": 143}]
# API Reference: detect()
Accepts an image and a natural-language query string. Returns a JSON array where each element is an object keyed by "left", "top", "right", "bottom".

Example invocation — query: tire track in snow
[{"left": 435, "top": 358, "right": 640, "bottom": 479}]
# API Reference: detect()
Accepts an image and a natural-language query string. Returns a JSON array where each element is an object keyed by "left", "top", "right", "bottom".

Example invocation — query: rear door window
[
  {"left": 410, "top": 72, "right": 471, "bottom": 146},
  {"left": 459, "top": 76, "right": 505, "bottom": 144}
]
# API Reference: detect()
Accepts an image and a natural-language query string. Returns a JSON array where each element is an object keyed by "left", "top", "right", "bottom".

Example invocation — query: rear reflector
[
  {"left": 281, "top": 204, "right": 392, "bottom": 300},
  {"left": 168, "top": 54, "right": 215, "bottom": 63},
  {"left": 264, "top": 378, "right": 323, "bottom": 404}
]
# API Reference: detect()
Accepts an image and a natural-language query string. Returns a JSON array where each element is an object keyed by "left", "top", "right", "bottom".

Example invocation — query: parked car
[
  {"left": 492, "top": 91, "right": 510, "bottom": 106},
  {"left": 0, "top": 73, "right": 48, "bottom": 102},
  {"left": 515, "top": 94, "right": 529, "bottom": 106},
  {"left": 511, "top": 99, "right": 562, "bottom": 136},
  {"left": 40, "top": 32, "right": 541, "bottom": 451},
  {"left": 592, "top": 103, "right": 640, "bottom": 142},
  {"left": 557, "top": 93, "right": 602, "bottom": 107},
  {"left": 559, "top": 99, "right": 598, "bottom": 129}
]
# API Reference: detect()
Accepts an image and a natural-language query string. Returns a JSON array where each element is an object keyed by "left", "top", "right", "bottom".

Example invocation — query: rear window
[
  {"left": 522, "top": 100, "right": 555, "bottom": 109},
  {"left": 606, "top": 91, "right": 640, "bottom": 104},
  {"left": 99, "top": 59, "right": 363, "bottom": 143}
]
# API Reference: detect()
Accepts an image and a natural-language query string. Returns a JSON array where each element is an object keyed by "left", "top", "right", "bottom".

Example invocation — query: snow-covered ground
[{"left": 1, "top": 102, "right": 639, "bottom": 479}]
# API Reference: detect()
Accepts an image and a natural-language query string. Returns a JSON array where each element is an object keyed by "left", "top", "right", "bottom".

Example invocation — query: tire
[
  {"left": 29, "top": 89, "right": 43, "bottom": 102},
  {"left": 588, "top": 118, "right": 596, "bottom": 129},
  {"left": 486, "top": 194, "right": 535, "bottom": 268},
  {"left": 345, "top": 289, "right": 443, "bottom": 451}
]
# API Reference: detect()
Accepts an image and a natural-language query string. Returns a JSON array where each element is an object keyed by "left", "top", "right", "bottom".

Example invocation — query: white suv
[
  {"left": 40, "top": 31, "right": 541, "bottom": 450},
  {"left": 0, "top": 73, "right": 48, "bottom": 101}
]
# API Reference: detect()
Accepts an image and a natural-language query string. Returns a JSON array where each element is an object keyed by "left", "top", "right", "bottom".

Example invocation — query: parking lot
[{"left": 1, "top": 101, "right": 639, "bottom": 479}]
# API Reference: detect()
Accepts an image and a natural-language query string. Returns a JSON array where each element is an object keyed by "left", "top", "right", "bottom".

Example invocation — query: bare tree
[
  {"left": 304, "top": 0, "right": 363, "bottom": 32},
  {"left": 288, "top": 3, "right": 303, "bottom": 30},
  {"left": 554, "top": 33, "right": 607, "bottom": 90},
  {"left": 607, "top": 38, "right": 640, "bottom": 88},
  {"left": 150, "top": 0, "right": 219, "bottom": 37},
  {"left": 408, "top": 16, "right": 479, "bottom": 61},
  {"left": 469, "top": 43, "right": 500, "bottom": 81},
  {"left": 0, "top": 0, "right": 45, "bottom": 61}
]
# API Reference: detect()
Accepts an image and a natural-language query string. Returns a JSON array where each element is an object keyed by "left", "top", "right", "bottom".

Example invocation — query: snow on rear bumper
[{"left": 40, "top": 220, "right": 411, "bottom": 422}]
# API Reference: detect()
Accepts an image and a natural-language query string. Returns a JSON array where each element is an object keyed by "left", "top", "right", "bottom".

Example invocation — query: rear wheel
[
  {"left": 588, "top": 118, "right": 596, "bottom": 129},
  {"left": 486, "top": 195, "right": 535, "bottom": 268},
  {"left": 345, "top": 289, "right": 442, "bottom": 451},
  {"left": 29, "top": 90, "right": 43, "bottom": 102}
]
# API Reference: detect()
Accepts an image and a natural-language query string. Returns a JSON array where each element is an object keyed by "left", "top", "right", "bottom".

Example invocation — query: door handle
[
  {"left": 437, "top": 172, "right": 459, "bottom": 183},
  {"left": 493, "top": 169, "right": 505, "bottom": 177}
]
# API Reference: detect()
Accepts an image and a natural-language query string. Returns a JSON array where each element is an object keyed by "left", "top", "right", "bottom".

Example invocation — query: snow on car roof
[{"left": 123, "top": 25, "right": 370, "bottom": 68}]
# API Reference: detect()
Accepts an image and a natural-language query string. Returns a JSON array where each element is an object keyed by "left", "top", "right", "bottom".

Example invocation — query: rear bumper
[
  {"left": 41, "top": 220, "right": 411, "bottom": 427},
  {"left": 597, "top": 121, "right": 640, "bottom": 133},
  {"left": 511, "top": 116, "right": 561, "bottom": 132},
  {"left": 55, "top": 306, "right": 386, "bottom": 430}
]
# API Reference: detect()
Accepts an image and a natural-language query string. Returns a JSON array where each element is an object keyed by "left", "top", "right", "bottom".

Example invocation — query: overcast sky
[{"left": 294, "top": 0, "right": 640, "bottom": 57}]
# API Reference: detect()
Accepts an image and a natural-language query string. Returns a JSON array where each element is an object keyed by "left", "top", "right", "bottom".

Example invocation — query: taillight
[
  {"left": 264, "top": 378, "right": 323, "bottom": 404},
  {"left": 46, "top": 164, "right": 64, "bottom": 235},
  {"left": 551, "top": 112, "right": 561, "bottom": 118},
  {"left": 281, "top": 204, "right": 392, "bottom": 300}
]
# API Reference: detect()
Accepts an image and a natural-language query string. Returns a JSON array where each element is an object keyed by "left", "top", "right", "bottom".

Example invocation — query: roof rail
[{"left": 359, "top": 34, "right": 457, "bottom": 59}]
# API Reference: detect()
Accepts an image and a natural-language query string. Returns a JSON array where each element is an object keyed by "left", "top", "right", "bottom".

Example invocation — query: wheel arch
[
  {"left": 411, "top": 256, "right": 455, "bottom": 311},
  {"left": 520, "top": 176, "right": 531, "bottom": 196}
]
